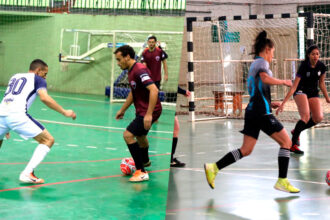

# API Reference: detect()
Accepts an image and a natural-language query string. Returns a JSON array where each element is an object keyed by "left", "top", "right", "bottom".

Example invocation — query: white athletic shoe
[
  {"left": 19, "top": 172, "right": 44, "bottom": 184},
  {"left": 129, "top": 170, "right": 149, "bottom": 182}
]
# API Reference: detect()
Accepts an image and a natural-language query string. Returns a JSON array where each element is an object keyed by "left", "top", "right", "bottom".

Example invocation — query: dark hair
[
  {"left": 148, "top": 36, "right": 157, "bottom": 42},
  {"left": 114, "top": 45, "right": 135, "bottom": 59},
  {"left": 29, "top": 59, "right": 48, "bottom": 71},
  {"left": 252, "top": 31, "right": 274, "bottom": 58},
  {"left": 305, "top": 44, "right": 319, "bottom": 61}
]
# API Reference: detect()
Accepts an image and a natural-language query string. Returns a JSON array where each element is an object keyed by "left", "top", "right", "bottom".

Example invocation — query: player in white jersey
[{"left": 0, "top": 59, "right": 76, "bottom": 184}]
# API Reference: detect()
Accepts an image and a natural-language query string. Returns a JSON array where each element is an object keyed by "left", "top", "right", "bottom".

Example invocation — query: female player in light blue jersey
[
  {"left": 204, "top": 31, "right": 300, "bottom": 193},
  {"left": 0, "top": 59, "right": 76, "bottom": 184}
]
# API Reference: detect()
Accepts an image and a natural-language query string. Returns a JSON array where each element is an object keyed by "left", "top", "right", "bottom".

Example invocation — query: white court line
[
  {"left": 180, "top": 167, "right": 328, "bottom": 185},
  {"left": 51, "top": 95, "right": 175, "bottom": 109},
  {"left": 149, "top": 151, "right": 158, "bottom": 153},
  {"left": 51, "top": 95, "right": 107, "bottom": 103},
  {"left": 302, "top": 213, "right": 320, "bottom": 216},
  {"left": 37, "top": 119, "right": 173, "bottom": 134},
  {"left": 67, "top": 144, "right": 78, "bottom": 147},
  {"left": 13, "top": 139, "right": 23, "bottom": 142},
  {"left": 105, "top": 147, "right": 117, "bottom": 150},
  {"left": 86, "top": 146, "right": 97, "bottom": 149}
]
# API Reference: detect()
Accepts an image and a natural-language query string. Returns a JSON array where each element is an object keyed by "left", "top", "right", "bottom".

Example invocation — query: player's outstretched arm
[
  {"left": 116, "top": 91, "right": 133, "bottom": 120},
  {"left": 276, "top": 77, "right": 300, "bottom": 115},
  {"left": 38, "top": 89, "right": 76, "bottom": 120},
  {"left": 260, "top": 72, "right": 292, "bottom": 87},
  {"left": 144, "top": 83, "right": 159, "bottom": 130}
]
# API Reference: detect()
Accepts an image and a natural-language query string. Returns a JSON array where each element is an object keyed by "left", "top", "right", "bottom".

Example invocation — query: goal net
[
  {"left": 182, "top": 13, "right": 330, "bottom": 126},
  {"left": 59, "top": 29, "right": 183, "bottom": 104}
]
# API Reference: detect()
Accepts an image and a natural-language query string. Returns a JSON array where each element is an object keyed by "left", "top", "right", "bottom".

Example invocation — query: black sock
[
  {"left": 216, "top": 149, "right": 243, "bottom": 170},
  {"left": 141, "top": 146, "right": 149, "bottom": 164},
  {"left": 171, "top": 137, "right": 178, "bottom": 162},
  {"left": 278, "top": 148, "right": 290, "bottom": 178},
  {"left": 292, "top": 120, "right": 306, "bottom": 145},
  {"left": 304, "top": 117, "right": 316, "bottom": 130},
  {"left": 127, "top": 142, "right": 144, "bottom": 171}
]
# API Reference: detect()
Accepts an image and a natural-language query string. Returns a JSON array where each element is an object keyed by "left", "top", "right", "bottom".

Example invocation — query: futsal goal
[
  {"left": 183, "top": 12, "right": 330, "bottom": 127},
  {"left": 59, "top": 28, "right": 183, "bottom": 104}
]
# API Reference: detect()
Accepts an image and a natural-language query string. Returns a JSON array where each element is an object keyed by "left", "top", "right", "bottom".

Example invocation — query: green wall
[{"left": 0, "top": 11, "right": 183, "bottom": 95}]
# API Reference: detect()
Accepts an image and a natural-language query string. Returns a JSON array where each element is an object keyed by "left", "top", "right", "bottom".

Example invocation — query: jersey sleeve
[
  {"left": 178, "top": 86, "right": 186, "bottom": 95},
  {"left": 135, "top": 68, "right": 154, "bottom": 87},
  {"left": 140, "top": 50, "right": 147, "bottom": 63},
  {"left": 296, "top": 62, "right": 305, "bottom": 78},
  {"left": 161, "top": 49, "right": 168, "bottom": 60},
  {"left": 258, "top": 60, "right": 271, "bottom": 76},
  {"left": 34, "top": 75, "right": 47, "bottom": 94},
  {"left": 320, "top": 61, "right": 327, "bottom": 75}
]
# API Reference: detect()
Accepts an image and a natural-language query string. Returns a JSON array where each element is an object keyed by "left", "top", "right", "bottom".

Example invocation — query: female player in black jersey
[{"left": 277, "top": 45, "right": 330, "bottom": 154}]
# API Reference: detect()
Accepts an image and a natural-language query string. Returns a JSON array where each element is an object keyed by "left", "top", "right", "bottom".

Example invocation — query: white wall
[{"left": 186, "top": 0, "right": 329, "bottom": 17}]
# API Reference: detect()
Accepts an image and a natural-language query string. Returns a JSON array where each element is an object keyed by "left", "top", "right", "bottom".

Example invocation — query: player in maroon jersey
[
  {"left": 115, "top": 45, "right": 162, "bottom": 182},
  {"left": 141, "top": 36, "right": 168, "bottom": 89}
]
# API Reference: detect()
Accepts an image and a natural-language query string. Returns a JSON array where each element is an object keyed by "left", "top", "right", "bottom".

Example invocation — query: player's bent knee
[
  {"left": 48, "top": 135, "right": 55, "bottom": 147},
  {"left": 123, "top": 130, "right": 134, "bottom": 143}
]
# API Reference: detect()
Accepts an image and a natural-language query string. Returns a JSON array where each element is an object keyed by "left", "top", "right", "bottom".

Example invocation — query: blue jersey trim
[{"left": 258, "top": 77, "right": 271, "bottom": 114}]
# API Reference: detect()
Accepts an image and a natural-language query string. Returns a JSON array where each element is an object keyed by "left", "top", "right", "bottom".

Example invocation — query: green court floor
[{"left": 0, "top": 89, "right": 175, "bottom": 219}]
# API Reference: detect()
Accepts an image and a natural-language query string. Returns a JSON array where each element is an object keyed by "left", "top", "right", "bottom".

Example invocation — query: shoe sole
[
  {"left": 290, "top": 150, "right": 304, "bottom": 155},
  {"left": 129, "top": 177, "right": 149, "bottom": 182},
  {"left": 204, "top": 164, "right": 214, "bottom": 189},
  {"left": 19, "top": 178, "right": 44, "bottom": 184},
  {"left": 274, "top": 185, "right": 300, "bottom": 193},
  {"left": 170, "top": 163, "right": 186, "bottom": 168}
]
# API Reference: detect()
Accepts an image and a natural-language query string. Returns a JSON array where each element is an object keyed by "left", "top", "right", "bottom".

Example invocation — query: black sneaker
[
  {"left": 290, "top": 144, "right": 304, "bottom": 155},
  {"left": 170, "top": 158, "right": 186, "bottom": 167}
]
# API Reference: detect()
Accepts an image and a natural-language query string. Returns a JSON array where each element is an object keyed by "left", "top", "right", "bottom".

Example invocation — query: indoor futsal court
[
  {"left": 0, "top": 88, "right": 175, "bottom": 219},
  {"left": 166, "top": 116, "right": 330, "bottom": 220}
]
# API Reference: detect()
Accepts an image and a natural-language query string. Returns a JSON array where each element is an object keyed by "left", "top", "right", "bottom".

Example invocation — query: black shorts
[
  {"left": 293, "top": 89, "right": 319, "bottom": 99},
  {"left": 154, "top": 81, "right": 161, "bottom": 89},
  {"left": 240, "top": 114, "right": 284, "bottom": 139},
  {"left": 126, "top": 111, "right": 161, "bottom": 136}
]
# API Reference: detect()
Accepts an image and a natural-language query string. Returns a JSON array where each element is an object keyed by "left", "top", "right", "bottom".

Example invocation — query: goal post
[
  {"left": 59, "top": 29, "right": 183, "bottom": 105},
  {"left": 184, "top": 12, "right": 329, "bottom": 126}
]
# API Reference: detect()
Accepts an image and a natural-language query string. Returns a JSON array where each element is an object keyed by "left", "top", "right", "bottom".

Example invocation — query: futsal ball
[
  {"left": 326, "top": 170, "right": 330, "bottom": 186},
  {"left": 120, "top": 158, "right": 136, "bottom": 175}
]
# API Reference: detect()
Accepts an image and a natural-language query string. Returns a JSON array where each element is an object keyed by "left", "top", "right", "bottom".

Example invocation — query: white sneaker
[
  {"left": 19, "top": 172, "right": 44, "bottom": 184},
  {"left": 129, "top": 170, "right": 149, "bottom": 182}
]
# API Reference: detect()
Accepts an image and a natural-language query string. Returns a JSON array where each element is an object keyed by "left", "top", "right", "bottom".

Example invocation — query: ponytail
[{"left": 252, "top": 30, "right": 274, "bottom": 58}]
